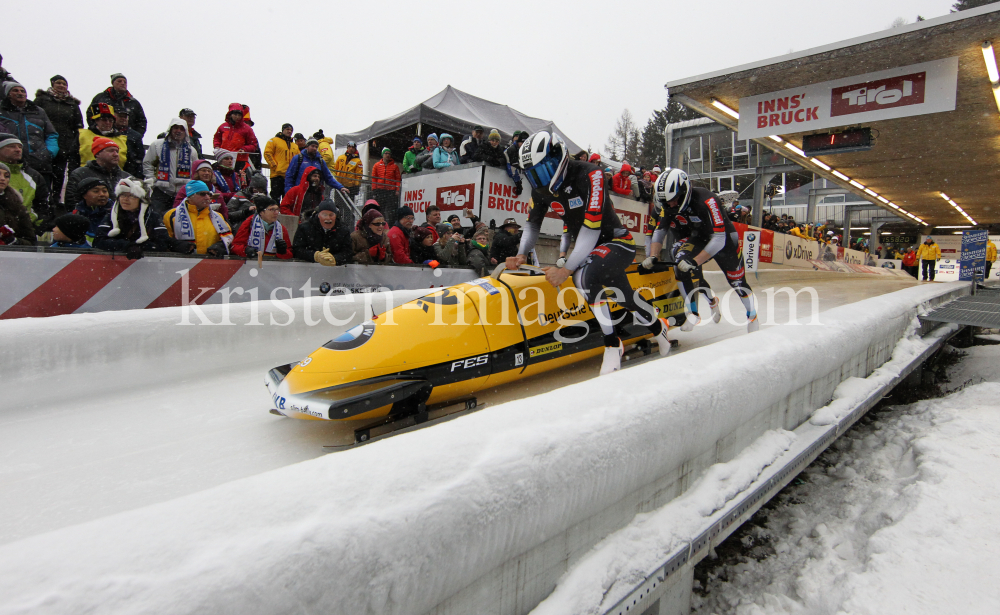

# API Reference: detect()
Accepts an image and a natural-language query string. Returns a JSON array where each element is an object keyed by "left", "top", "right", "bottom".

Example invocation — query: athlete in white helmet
[
  {"left": 645, "top": 169, "right": 759, "bottom": 332},
  {"left": 505, "top": 131, "right": 671, "bottom": 375}
]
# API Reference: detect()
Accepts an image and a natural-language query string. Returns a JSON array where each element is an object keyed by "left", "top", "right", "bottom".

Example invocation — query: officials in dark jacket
[{"left": 292, "top": 200, "right": 353, "bottom": 265}]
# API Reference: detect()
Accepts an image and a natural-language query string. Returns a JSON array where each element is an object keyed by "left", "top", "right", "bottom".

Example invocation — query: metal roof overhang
[{"left": 665, "top": 4, "right": 1000, "bottom": 227}]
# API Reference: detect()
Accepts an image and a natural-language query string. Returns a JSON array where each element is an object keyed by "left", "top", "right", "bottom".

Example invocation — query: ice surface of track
[{"left": 0, "top": 271, "right": 917, "bottom": 545}]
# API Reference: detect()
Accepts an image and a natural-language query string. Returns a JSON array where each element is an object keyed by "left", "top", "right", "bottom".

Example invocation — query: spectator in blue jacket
[
  {"left": 432, "top": 134, "right": 460, "bottom": 168},
  {"left": 0, "top": 82, "right": 59, "bottom": 197},
  {"left": 285, "top": 137, "right": 350, "bottom": 197}
]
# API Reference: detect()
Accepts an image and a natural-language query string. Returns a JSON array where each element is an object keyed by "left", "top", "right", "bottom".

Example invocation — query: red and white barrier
[{"left": 0, "top": 251, "right": 476, "bottom": 320}]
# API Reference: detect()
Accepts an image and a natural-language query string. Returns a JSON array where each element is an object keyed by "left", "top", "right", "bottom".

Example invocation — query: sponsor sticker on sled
[
  {"left": 469, "top": 278, "right": 500, "bottom": 295},
  {"left": 568, "top": 196, "right": 584, "bottom": 209},
  {"left": 529, "top": 342, "right": 563, "bottom": 358}
]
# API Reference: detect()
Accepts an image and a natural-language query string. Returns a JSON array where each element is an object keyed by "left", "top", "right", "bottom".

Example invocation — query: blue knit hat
[
  {"left": 427, "top": 133, "right": 438, "bottom": 143},
  {"left": 186, "top": 180, "right": 210, "bottom": 195}
]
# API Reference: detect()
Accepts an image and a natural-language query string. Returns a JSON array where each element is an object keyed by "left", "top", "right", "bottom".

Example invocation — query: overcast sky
[{"left": 5, "top": 0, "right": 955, "bottom": 154}]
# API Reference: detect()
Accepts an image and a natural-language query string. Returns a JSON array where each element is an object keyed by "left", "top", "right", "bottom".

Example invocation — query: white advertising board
[
  {"left": 738, "top": 57, "right": 958, "bottom": 140},
  {"left": 481, "top": 166, "right": 534, "bottom": 231},
  {"left": 742, "top": 228, "right": 760, "bottom": 273},
  {"left": 400, "top": 166, "right": 484, "bottom": 225}
]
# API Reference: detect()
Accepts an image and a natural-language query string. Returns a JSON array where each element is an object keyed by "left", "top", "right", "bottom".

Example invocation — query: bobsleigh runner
[{"left": 266, "top": 263, "right": 683, "bottom": 448}]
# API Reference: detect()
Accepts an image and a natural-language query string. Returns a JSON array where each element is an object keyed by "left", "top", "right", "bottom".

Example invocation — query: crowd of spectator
[{"left": 0, "top": 61, "right": 545, "bottom": 274}]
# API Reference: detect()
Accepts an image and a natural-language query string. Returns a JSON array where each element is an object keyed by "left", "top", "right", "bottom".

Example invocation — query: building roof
[{"left": 664, "top": 4, "right": 1000, "bottom": 226}]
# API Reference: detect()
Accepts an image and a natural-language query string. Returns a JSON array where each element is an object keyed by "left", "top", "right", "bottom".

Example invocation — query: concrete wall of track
[{"left": 0, "top": 282, "right": 969, "bottom": 615}]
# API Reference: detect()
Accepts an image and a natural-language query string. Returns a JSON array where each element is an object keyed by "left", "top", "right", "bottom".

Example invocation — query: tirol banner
[
  {"left": 959, "top": 229, "right": 988, "bottom": 281},
  {"left": 737, "top": 57, "right": 958, "bottom": 140}
]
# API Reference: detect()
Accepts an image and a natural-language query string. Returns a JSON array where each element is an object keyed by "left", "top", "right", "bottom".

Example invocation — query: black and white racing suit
[
  {"left": 652, "top": 186, "right": 755, "bottom": 316},
  {"left": 518, "top": 159, "right": 664, "bottom": 346}
]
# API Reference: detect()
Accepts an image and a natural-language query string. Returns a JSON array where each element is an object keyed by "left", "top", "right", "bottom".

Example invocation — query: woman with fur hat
[
  {"left": 94, "top": 177, "right": 170, "bottom": 258},
  {"left": 350, "top": 208, "right": 392, "bottom": 264},
  {"left": 0, "top": 162, "right": 36, "bottom": 245}
]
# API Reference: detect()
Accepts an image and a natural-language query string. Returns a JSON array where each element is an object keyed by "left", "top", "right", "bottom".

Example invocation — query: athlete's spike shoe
[
  {"left": 709, "top": 296, "right": 722, "bottom": 323},
  {"left": 680, "top": 312, "right": 701, "bottom": 332},
  {"left": 600, "top": 339, "right": 624, "bottom": 375},
  {"left": 654, "top": 318, "right": 672, "bottom": 357},
  {"left": 747, "top": 309, "right": 759, "bottom": 333}
]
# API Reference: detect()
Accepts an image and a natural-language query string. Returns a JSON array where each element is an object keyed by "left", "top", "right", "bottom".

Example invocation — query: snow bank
[
  {"left": 693, "top": 355, "right": 1000, "bottom": 614},
  {"left": 0, "top": 283, "right": 965, "bottom": 614},
  {"left": 0, "top": 289, "right": 427, "bottom": 411}
]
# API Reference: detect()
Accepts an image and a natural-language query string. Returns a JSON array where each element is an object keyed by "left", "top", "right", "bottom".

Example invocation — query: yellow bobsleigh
[{"left": 265, "top": 264, "right": 682, "bottom": 431}]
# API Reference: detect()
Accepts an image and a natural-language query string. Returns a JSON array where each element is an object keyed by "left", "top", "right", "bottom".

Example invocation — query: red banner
[{"left": 759, "top": 229, "right": 774, "bottom": 263}]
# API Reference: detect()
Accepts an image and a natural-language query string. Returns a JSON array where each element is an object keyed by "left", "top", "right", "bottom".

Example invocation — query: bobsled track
[{"left": 0, "top": 269, "right": 965, "bottom": 615}]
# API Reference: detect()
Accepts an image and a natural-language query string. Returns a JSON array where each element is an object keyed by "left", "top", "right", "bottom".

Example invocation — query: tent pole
[{"left": 417, "top": 123, "right": 422, "bottom": 137}]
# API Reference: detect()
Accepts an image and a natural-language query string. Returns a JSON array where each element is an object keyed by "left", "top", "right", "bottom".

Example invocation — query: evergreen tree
[
  {"left": 635, "top": 101, "right": 700, "bottom": 170},
  {"left": 952, "top": 0, "right": 998, "bottom": 11},
  {"left": 604, "top": 109, "right": 640, "bottom": 163}
]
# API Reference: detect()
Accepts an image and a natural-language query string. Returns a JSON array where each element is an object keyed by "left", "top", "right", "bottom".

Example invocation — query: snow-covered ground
[{"left": 691, "top": 343, "right": 1000, "bottom": 615}]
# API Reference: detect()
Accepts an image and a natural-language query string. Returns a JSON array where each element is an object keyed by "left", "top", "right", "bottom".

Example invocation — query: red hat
[
  {"left": 91, "top": 136, "right": 119, "bottom": 156},
  {"left": 589, "top": 153, "right": 601, "bottom": 163}
]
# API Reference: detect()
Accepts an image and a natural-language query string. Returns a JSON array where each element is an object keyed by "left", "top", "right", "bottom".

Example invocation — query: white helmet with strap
[
  {"left": 519, "top": 131, "right": 569, "bottom": 193},
  {"left": 654, "top": 168, "right": 692, "bottom": 212}
]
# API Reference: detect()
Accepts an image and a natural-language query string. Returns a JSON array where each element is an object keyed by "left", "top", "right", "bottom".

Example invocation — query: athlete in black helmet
[
  {"left": 505, "top": 131, "right": 671, "bottom": 375},
  {"left": 645, "top": 168, "right": 759, "bottom": 333}
]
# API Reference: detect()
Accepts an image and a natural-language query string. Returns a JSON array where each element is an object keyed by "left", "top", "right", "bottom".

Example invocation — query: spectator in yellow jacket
[
  {"left": 916, "top": 237, "right": 942, "bottom": 281},
  {"left": 78, "top": 103, "right": 127, "bottom": 168},
  {"left": 263, "top": 123, "right": 299, "bottom": 201},
  {"left": 313, "top": 130, "right": 337, "bottom": 176},
  {"left": 987, "top": 240, "right": 997, "bottom": 280},
  {"left": 333, "top": 140, "right": 364, "bottom": 197},
  {"left": 163, "top": 180, "right": 233, "bottom": 255}
]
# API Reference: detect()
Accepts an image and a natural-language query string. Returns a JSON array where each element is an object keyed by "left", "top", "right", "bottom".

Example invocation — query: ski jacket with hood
[
  {"left": 0, "top": 98, "right": 59, "bottom": 174},
  {"left": 264, "top": 133, "right": 299, "bottom": 177},
  {"left": 402, "top": 145, "right": 424, "bottom": 173},
  {"left": 280, "top": 166, "right": 325, "bottom": 217},
  {"left": 371, "top": 159, "right": 401, "bottom": 191},
  {"left": 33, "top": 89, "right": 83, "bottom": 161},
  {"left": 4, "top": 160, "right": 49, "bottom": 220},
  {"left": 916, "top": 242, "right": 942, "bottom": 261},
  {"left": 213, "top": 103, "right": 259, "bottom": 153},
  {"left": 143, "top": 118, "right": 197, "bottom": 194},
  {"left": 333, "top": 151, "right": 363, "bottom": 188},
  {"left": 285, "top": 151, "right": 345, "bottom": 193},
  {"left": 90, "top": 87, "right": 147, "bottom": 137}
]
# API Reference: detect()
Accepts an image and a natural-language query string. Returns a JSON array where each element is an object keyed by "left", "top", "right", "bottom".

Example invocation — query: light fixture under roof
[{"left": 710, "top": 99, "right": 740, "bottom": 120}]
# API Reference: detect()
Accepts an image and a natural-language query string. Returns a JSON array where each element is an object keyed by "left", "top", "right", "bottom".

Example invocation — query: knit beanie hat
[
  {"left": 435, "top": 222, "right": 453, "bottom": 236},
  {"left": 281, "top": 123, "right": 292, "bottom": 131},
  {"left": 185, "top": 180, "right": 210, "bottom": 195},
  {"left": 77, "top": 177, "right": 110, "bottom": 197},
  {"left": 411, "top": 226, "right": 433, "bottom": 243},
  {"left": 52, "top": 214, "right": 91, "bottom": 244},
  {"left": 427, "top": 133, "right": 439, "bottom": 144},
  {"left": 0, "top": 162, "right": 8, "bottom": 174},
  {"left": 110, "top": 73, "right": 126, "bottom": 83},
  {"left": 315, "top": 199, "right": 338, "bottom": 216},
  {"left": 362, "top": 199, "right": 382, "bottom": 216},
  {"left": 193, "top": 159, "right": 214, "bottom": 174},
  {"left": 108, "top": 178, "right": 149, "bottom": 243},
  {"left": 249, "top": 173, "right": 267, "bottom": 191},
  {"left": 3, "top": 81, "right": 24, "bottom": 97},
  {"left": 213, "top": 148, "right": 236, "bottom": 163},
  {"left": 382, "top": 147, "right": 391, "bottom": 154},
  {"left": 397, "top": 205, "right": 415, "bottom": 219},
  {"left": 50, "top": 75, "right": 67, "bottom": 85},
  {"left": 293, "top": 133, "right": 305, "bottom": 141},
  {"left": 91, "top": 136, "right": 118, "bottom": 156},
  {"left": 488, "top": 129, "right": 501, "bottom": 141},
  {"left": 305, "top": 138, "right": 319, "bottom": 147},
  {"left": 0, "top": 133, "right": 21, "bottom": 149},
  {"left": 412, "top": 136, "right": 423, "bottom": 144}
]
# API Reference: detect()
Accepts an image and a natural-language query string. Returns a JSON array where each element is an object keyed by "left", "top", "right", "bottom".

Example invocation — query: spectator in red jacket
[
  {"left": 387, "top": 205, "right": 415, "bottom": 264},
  {"left": 611, "top": 163, "right": 634, "bottom": 196},
  {"left": 212, "top": 103, "right": 259, "bottom": 154},
  {"left": 370, "top": 147, "right": 402, "bottom": 224},
  {"left": 280, "top": 165, "right": 323, "bottom": 218},
  {"left": 231, "top": 197, "right": 291, "bottom": 259}
]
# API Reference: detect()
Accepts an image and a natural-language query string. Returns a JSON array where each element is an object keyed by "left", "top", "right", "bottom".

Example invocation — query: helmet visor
[{"left": 524, "top": 156, "right": 562, "bottom": 191}]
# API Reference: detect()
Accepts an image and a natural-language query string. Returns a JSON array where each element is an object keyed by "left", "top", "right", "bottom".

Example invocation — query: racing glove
[
  {"left": 641, "top": 256, "right": 656, "bottom": 270},
  {"left": 245, "top": 246, "right": 258, "bottom": 259},
  {"left": 555, "top": 257, "right": 567, "bottom": 269},
  {"left": 275, "top": 238, "right": 287, "bottom": 254},
  {"left": 676, "top": 257, "right": 697, "bottom": 273},
  {"left": 513, "top": 180, "right": 523, "bottom": 197},
  {"left": 125, "top": 244, "right": 144, "bottom": 260}
]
